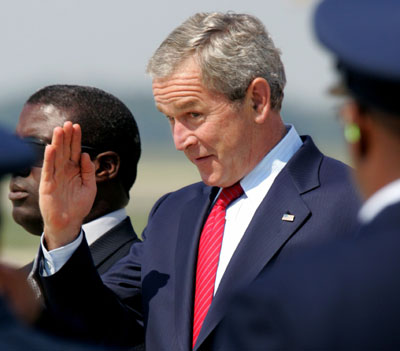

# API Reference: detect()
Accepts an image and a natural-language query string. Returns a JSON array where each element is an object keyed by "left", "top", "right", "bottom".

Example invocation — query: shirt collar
[
  {"left": 358, "top": 178, "right": 400, "bottom": 224},
  {"left": 82, "top": 208, "right": 127, "bottom": 246},
  {"left": 240, "top": 124, "right": 303, "bottom": 199}
]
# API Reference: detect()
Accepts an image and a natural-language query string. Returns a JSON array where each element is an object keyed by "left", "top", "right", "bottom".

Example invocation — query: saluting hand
[{"left": 39, "top": 122, "right": 96, "bottom": 251}]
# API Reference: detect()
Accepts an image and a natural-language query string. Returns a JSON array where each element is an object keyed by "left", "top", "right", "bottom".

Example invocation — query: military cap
[
  {"left": 0, "top": 126, "right": 35, "bottom": 177},
  {"left": 314, "top": 0, "right": 400, "bottom": 115}
]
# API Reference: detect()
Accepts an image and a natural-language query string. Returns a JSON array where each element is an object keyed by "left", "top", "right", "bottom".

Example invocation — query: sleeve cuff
[{"left": 40, "top": 231, "right": 84, "bottom": 276}]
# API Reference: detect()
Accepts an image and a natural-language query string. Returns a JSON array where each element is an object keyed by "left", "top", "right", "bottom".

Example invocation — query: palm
[{"left": 39, "top": 122, "right": 96, "bottom": 249}]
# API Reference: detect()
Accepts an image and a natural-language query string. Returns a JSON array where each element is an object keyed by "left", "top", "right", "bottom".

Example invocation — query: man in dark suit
[
  {"left": 0, "top": 126, "right": 119, "bottom": 351},
  {"left": 216, "top": 0, "right": 400, "bottom": 349},
  {"left": 34, "top": 13, "right": 360, "bottom": 350},
  {"left": 9, "top": 84, "right": 141, "bottom": 276}
]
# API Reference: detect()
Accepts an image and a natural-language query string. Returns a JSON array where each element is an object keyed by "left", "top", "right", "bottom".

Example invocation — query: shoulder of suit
[
  {"left": 159, "top": 181, "right": 209, "bottom": 201},
  {"left": 149, "top": 181, "right": 211, "bottom": 214}
]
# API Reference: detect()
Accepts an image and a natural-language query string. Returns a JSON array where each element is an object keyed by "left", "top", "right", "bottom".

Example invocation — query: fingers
[
  {"left": 41, "top": 127, "right": 63, "bottom": 183},
  {"left": 71, "top": 123, "right": 82, "bottom": 164},
  {"left": 52, "top": 121, "right": 82, "bottom": 165},
  {"left": 42, "top": 122, "right": 83, "bottom": 184},
  {"left": 53, "top": 126, "right": 66, "bottom": 178},
  {"left": 62, "top": 121, "right": 73, "bottom": 161},
  {"left": 41, "top": 144, "right": 55, "bottom": 182}
]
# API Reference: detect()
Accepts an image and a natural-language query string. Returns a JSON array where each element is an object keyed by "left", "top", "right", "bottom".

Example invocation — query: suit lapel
[
  {"left": 194, "top": 136, "right": 323, "bottom": 349},
  {"left": 174, "top": 185, "right": 218, "bottom": 351},
  {"left": 89, "top": 217, "right": 135, "bottom": 269}
]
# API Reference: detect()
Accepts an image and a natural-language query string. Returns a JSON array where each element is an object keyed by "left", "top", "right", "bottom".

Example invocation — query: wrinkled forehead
[
  {"left": 152, "top": 58, "right": 206, "bottom": 107},
  {"left": 152, "top": 74, "right": 205, "bottom": 106}
]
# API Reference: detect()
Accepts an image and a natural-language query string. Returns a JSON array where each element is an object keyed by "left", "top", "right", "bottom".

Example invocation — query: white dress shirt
[
  {"left": 358, "top": 178, "right": 400, "bottom": 224},
  {"left": 214, "top": 125, "right": 302, "bottom": 293},
  {"left": 41, "top": 208, "right": 127, "bottom": 275}
]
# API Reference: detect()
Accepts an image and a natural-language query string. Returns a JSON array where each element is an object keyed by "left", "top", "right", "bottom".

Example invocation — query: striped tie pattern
[{"left": 192, "top": 182, "right": 244, "bottom": 348}]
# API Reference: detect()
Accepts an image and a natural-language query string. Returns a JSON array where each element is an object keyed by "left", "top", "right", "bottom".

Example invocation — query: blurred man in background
[
  {"left": 216, "top": 0, "right": 400, "bottom": 349},
  {"left": 32, "top": 12, "right": 360, "bottom": 350},
  {"left": 9, "top": 85, "right": 142, "bottom": 276}
]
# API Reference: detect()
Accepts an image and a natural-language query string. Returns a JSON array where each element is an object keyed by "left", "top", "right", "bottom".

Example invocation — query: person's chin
[
  {"left": 199, "top": 173, "right": 224, "bottom": 187},
  {"left": 12, "top": 208, "right": 41, "bottom": 231}
]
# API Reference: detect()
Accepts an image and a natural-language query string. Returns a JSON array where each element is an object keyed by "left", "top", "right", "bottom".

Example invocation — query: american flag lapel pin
[{"left": 282, "top": 213, "right": 295, "bottom": 222}]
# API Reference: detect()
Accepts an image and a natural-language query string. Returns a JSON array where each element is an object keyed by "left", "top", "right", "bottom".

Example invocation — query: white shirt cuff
[{"left": 40, "top": 231, "right": 83, "bottom": 276}]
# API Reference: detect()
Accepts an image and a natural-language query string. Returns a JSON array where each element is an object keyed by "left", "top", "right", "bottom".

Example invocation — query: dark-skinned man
[
  {"left": 9, "top": 84, "right": 141, "bottom": 275},
  {"left": 8, "top": 85, "right": 144, "bottom": 347}
]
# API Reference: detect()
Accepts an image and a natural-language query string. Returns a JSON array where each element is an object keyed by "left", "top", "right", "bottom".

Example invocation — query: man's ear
[
  {"left": 246, "top": 77, "right": 271, "bottom": 124},
  {"left": 92, "top": 151, "right": 120, "bottom": 182}
]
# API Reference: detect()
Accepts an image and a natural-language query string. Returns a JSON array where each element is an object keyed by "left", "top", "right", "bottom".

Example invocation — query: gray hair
[{"left": 147, "top": 12, "right": 286, "bottom": 110}]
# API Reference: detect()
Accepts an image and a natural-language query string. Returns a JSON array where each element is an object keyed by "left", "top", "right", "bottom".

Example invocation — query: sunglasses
[{"left": 14, "top": 137, "right": 97, "bottom": 177}]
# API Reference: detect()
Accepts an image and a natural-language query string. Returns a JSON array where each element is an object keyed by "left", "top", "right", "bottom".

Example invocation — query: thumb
[{"left": 80, "top": 153, "right": 96, "bottom": 186}]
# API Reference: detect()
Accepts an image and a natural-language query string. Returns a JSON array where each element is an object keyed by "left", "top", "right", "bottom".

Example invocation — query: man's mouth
[
  {"left": 193, "top": 155, "right": 211, "bottom": 165},
  {"left": 8, "top": 190, "right": 29, "bottom": 201},
  {"left": 9, "top": 183, "right": 29, "bottom": 201}
]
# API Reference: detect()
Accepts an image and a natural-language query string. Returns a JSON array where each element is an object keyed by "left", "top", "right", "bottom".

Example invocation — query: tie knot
[{"left": 216, "top": 182, "right": 244, "bottom": 208}]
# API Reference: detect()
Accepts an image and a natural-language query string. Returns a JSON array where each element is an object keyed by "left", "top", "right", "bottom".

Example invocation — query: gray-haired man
[{"left": 35, "top": 12, "right": 360, "bottom": 350}]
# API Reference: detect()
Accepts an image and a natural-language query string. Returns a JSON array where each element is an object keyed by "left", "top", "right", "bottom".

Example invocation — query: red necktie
[{"left": 192, "top": 183, "right": 244, "bottom": 348}]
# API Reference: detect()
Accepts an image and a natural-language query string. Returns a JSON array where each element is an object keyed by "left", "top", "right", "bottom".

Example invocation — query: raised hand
[{"left": 39, "top": 122, "right": 96, "bottom": 250}]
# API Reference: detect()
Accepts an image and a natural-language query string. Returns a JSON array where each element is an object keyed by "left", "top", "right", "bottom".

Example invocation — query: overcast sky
[{"left": 0, "top": 0, "right": 338, "bottom": 110}]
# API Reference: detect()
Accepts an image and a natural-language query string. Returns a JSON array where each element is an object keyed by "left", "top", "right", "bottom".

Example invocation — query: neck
[
  {"left": 356, "top": 130, "right": 400, "bottom": 200},
  {"left": 259, "top": 111, "right": 287, "bottom": 160},
  {"left": 84, "top": 184, "right": 129, "bottom": 223}
]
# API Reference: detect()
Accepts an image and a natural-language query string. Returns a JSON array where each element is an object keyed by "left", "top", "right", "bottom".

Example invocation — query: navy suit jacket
[
  {"left": 37, "top": 136, "right": 361, "bottom": 350},
  {"left": 217, "top": 202, "right": 400, "bottom": 350},
  {"left": 90, "top": 216, "right": 140, "bottom": 275},
  {"left": 33, "top": 217, "right": 142, "bottom": 347}
]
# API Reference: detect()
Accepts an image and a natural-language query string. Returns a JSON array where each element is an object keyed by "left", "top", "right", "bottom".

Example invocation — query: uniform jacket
[{"left": 0, "top": 296, "right": 117, "bottom": 351}]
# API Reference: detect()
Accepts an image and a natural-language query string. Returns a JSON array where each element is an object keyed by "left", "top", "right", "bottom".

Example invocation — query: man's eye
[
  {"left": 190, "top": 113, "right": 201, "bottom": 118},
  {"left": 166, "top": 115, "right": 174, "bottom": 122}
]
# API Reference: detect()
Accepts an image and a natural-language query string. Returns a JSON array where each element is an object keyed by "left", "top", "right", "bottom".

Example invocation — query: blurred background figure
[
  {"left": 215, "top": 0, "right": 400, "bottom": 349},
  {"left": 0, "top": 126, "right": 117, "bottom": 350}
]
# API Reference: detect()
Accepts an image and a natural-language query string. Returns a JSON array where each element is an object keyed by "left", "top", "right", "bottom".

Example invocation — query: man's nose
[{"left": 172, "top": 121, "right": 197, "bottom": 151}]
